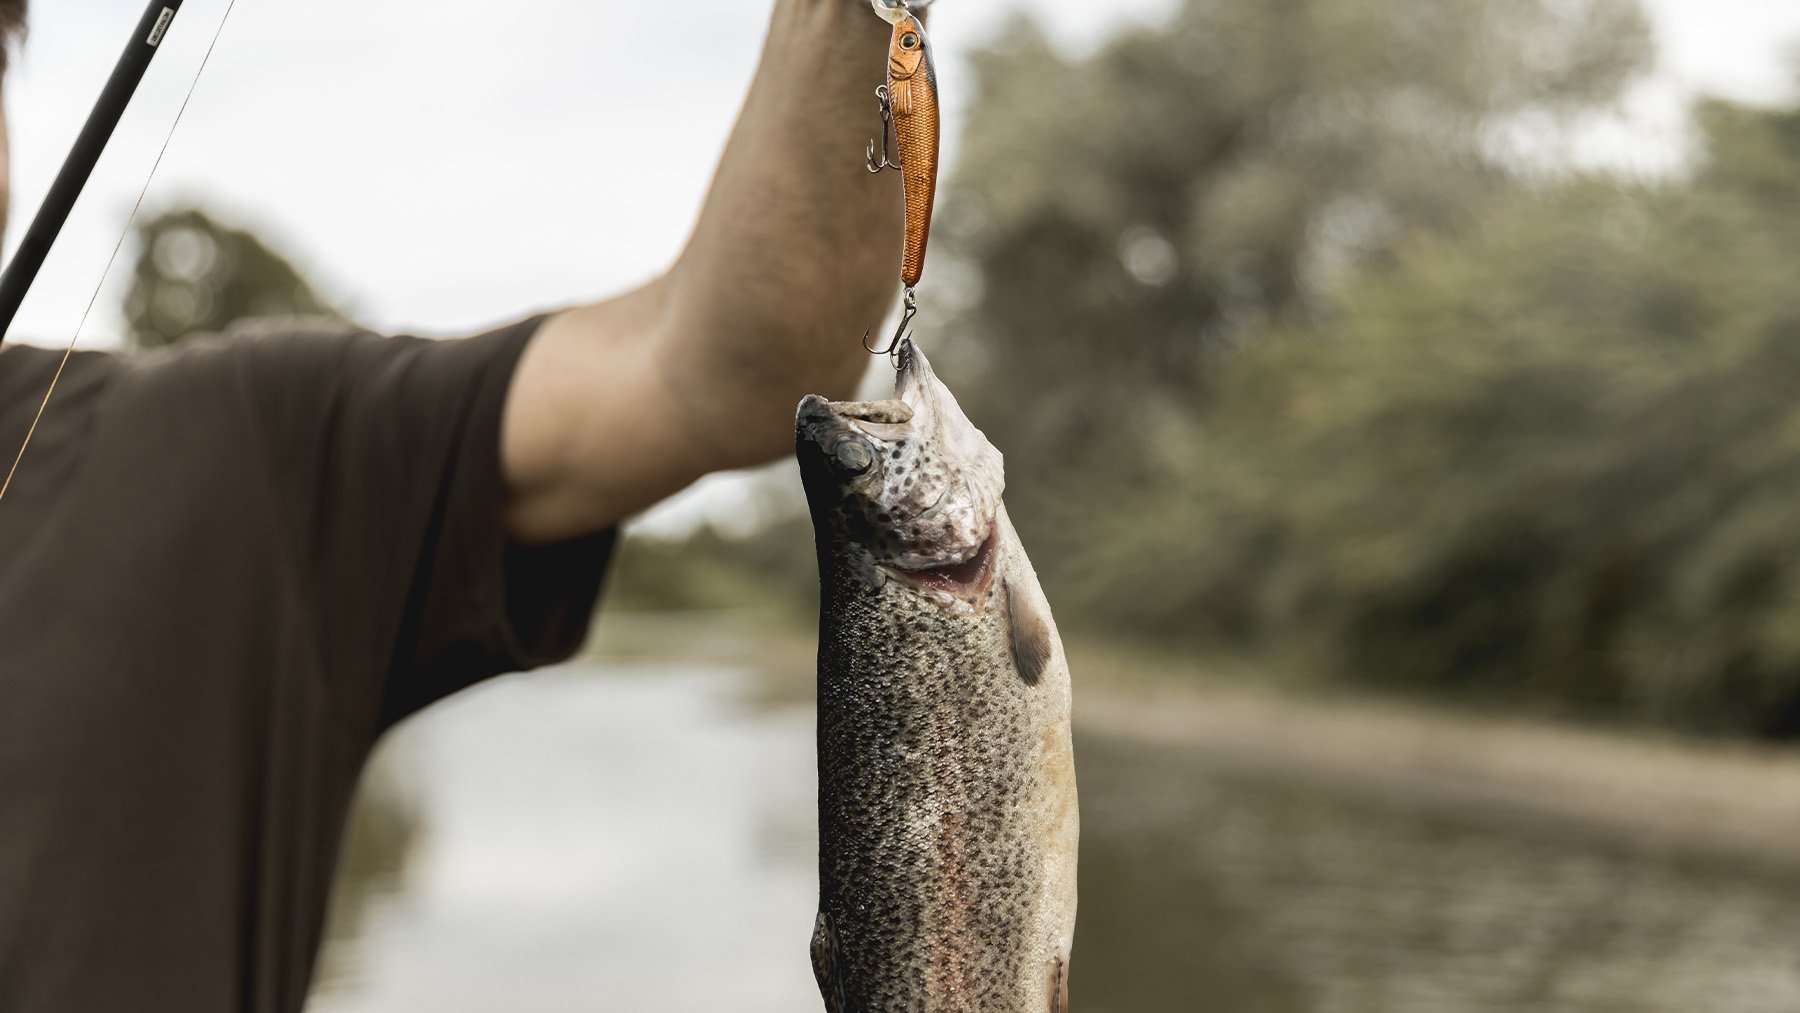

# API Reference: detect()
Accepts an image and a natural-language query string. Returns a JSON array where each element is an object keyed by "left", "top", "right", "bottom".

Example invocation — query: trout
[{"left": 797, "top": 341, "right": 1079, "bottom": 1013}]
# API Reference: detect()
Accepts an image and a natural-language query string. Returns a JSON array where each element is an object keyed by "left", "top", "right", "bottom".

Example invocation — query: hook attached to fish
[{"left": 864, "top": 287, "right": 918, "bottom": 361}]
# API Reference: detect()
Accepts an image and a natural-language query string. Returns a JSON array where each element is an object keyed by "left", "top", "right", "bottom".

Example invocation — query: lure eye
[{"left": 901, "top": 33, "right": 919, "bottom": 50}]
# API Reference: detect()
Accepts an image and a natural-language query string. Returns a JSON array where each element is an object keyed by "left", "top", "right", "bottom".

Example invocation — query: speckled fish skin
[
  {"left": 885, "top": 13, "right": 940, "bottom": 289},
  {"left": 796, "top": 341, "right": 1078, "bottom": 1013}
]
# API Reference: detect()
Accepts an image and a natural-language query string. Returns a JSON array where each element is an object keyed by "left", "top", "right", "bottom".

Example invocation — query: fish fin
[
  {"left": 1050, "top": 956, "right": 1070, "bottom": 1013},
  {"left": 1006, "top": 579, "right": 1054, "bottom": 687},
  {"left": 811, "top": 911, "right": 846, "bottom": 1013}
]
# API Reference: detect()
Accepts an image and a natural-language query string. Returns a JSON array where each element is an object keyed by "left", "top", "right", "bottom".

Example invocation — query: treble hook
[
  {"left": 866, "top": 85, "right": 901, "bottom": 174},
  {"left": 864, "top": 288, "right": 918, "bottom": 360}
]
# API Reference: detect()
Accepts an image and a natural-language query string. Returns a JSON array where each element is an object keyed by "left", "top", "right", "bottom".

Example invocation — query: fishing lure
[{"left": 867, "top": 12, "right": 940, "bottom": 292}]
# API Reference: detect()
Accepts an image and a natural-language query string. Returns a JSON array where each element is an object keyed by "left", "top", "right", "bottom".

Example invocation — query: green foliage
[
  {"left": 123, "top": 207, "right": 344, "bottom": 349},
  {"left": 1076, "top": 93, "right": 1800, "bottom": 735},
  {"left": 937, "top": 0, "right": 1653, "bottom": 627},
  {"left": 927, "top": 0, "right": 1800, "bottom": 735}
]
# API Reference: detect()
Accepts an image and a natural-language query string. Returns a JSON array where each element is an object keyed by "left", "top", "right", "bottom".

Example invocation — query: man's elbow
[
  {"left": 709, "top": 347, "right": 869, "bottom": 472},
  {"left": 662, "top": 310, "right": 892, "bottom": 470}
]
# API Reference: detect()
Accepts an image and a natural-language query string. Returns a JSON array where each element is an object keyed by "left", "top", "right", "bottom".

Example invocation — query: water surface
[{"left": 306, "top": 657, "right": 1800, "bottom": 1012}]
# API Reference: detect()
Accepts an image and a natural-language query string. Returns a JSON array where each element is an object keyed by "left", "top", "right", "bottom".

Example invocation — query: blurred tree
[
  {"left": 123, "top": 207, "right": 344, "bottom": 350},
  {"left": 931, "top": 0, "right": 1800, "bottom": 737},
  {"left": 1119, "top": 84, "right": 1800, "bottom": 736},
  {"left": 939, "top": 0, "right": 1653, "bottom": 603}
]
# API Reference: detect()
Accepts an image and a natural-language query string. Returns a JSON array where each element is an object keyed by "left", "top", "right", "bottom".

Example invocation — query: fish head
[
  {"left": 888, "top": 15, "right": 929, "bottom": 81},
  {"left": 797, "top": 340, "right": 1005, "bottom": 592}
]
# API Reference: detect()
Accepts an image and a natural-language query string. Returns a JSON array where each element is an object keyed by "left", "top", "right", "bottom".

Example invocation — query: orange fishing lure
[{"left": 871, "top": 13, "right": 940, "bottom": 289}]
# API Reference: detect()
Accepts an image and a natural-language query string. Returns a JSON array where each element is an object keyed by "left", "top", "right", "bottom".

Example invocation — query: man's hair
[{"left": 0, "top": 0, "right": 24, "bottom": 74}]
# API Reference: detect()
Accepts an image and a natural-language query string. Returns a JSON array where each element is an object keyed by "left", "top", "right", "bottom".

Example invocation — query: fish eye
[
  {"left": 832, "top": 438, "right": 875, "bottom": 476},
  {"left": 901, "top": 33, "right": 919, "bottom": 50}
]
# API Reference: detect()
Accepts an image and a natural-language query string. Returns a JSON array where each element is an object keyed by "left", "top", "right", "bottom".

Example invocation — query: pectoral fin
[
  {"left": 892, "top": 78, "right": 914, "bottom": 117},
  {"left": 1006, "top": 579, "right": 1053, "bottom": 687},
  {"left": 1050, "top": 956, "right": 1070, "bottom": 1012},
  {"left": 811, "top": 911, "right": 846, "bottom": 1013}
]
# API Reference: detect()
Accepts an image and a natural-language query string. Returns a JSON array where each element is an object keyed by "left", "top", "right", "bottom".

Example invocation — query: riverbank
[
  {"left": 590, "top": 608, "right": 1800, "bottom": 873},
  {"left": 1079, "top": 673, "right": 1800, "bottom": 873}
]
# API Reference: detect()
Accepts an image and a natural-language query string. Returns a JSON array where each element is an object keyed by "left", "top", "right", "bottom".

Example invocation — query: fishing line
[{"left": 0, "top": 0, "right": 240, "bottom": 505}]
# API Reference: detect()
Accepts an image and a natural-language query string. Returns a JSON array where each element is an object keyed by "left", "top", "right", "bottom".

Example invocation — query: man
[{"left": 0, "top": 1, "right": 904, "bottom": 1009}]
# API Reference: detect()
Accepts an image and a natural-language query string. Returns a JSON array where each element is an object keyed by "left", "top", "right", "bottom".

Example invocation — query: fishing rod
[{"left": 0, "top": 1, "right": 186, "bottom": 342}]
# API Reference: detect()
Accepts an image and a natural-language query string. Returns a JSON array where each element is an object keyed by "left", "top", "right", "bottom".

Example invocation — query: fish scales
[{"left": 798, "top": 341, "right": 1078, "bottom": 1013}]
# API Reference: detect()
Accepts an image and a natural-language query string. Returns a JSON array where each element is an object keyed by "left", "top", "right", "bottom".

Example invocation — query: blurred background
[{"left": 13, "top": 0, "right": 1800, "bottom": 1010}]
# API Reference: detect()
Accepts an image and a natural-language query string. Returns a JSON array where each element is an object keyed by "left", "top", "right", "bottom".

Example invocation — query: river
[{"left": 304, "top": 627, "right": 1800, "bottom": 1012}]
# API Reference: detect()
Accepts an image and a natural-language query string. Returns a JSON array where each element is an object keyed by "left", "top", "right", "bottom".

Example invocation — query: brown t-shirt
[{"left": 0, "top": 317, "right": 614, "bottom": 1012}]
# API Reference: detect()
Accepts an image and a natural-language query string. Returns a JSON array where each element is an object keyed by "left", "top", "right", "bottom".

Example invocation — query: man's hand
[{"left": 501, "top": 0, "right": 902, "bottom": 545}]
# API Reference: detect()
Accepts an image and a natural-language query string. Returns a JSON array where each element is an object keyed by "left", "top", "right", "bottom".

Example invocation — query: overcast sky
[
  {"left": 0, "top": 0, "right": 1171, "bottom": 349},
  {"left": 7, "top": 0, "right": 1799, "bottom": 353},
  {"left": 4, "top": 0, "right": 1798, "bottom": 533}
]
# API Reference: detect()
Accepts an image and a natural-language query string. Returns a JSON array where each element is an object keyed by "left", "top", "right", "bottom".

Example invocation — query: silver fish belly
[{"left": 796, "top": 341, "right": 1078, "bottom": 1013}]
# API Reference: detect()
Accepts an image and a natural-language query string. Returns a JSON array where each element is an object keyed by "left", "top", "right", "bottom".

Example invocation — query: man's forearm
[
  {"left": 660, "top": 0, "right": 903, "bottom": 463},
  {"left": 506, "top": 1, "right": 905, "bottom": 542}
]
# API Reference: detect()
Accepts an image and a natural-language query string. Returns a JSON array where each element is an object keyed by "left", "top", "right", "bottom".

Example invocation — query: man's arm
[{"left": 501, "top": 0, "right": 903, "bottom": 545}]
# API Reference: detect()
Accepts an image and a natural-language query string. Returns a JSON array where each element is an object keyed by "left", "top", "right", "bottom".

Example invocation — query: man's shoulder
[
  {"left": 0, "top": 324, "right": 375, "bottom": 436},
  {"left": 0, "top": 342, "right": 129, "bottom": 433},
  {"left": 2, "top": 316, "right": 544, "bottom": 434},
  {"left": 0, "top": 340, "right": 122, "bottom": 384},
  {"left": 221, "top": 316, "right": 372, "bottom": 356},
  {"left": 219, "top": 316, "right": 544, "bottom": 375},
  {"left": 0, "top": 320, "right": 371, "bottom": 389}
]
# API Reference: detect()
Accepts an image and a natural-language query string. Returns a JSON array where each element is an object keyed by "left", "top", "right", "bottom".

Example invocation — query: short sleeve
[{"left": 236, "top": 316, "right": 615, "bottom": 729}]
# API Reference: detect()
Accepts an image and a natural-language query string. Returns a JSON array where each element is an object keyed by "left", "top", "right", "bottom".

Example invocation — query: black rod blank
[{"left": 0, "top": 1, "right": 184, "bottom": 342}]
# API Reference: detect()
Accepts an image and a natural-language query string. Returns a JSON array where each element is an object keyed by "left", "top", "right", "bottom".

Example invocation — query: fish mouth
[
  {"left": 794, "top": 341, "right": 927, "bottom": 466},
  {"left": 797, "top": 339, "right": 1004, "bottom": 598},
  {"left": 894, "top": 338, "right": 925, "bottom": 406},
  {"left": 884, "top": 529, "right": 999, "bottom": 601},
  {"left": 795, "top": 393, "right": 846, "bottom": 439},
  {"left": 797, "top": 339, "right": 924, "bottom": 437}
]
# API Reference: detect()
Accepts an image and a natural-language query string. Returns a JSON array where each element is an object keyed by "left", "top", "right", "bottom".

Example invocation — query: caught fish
[
  {"left": 797, "top": 341, "right": 1079, "bottom": 1013},
  {"left": 868, "top": 13, "right": 941, "bottom": 289}
]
